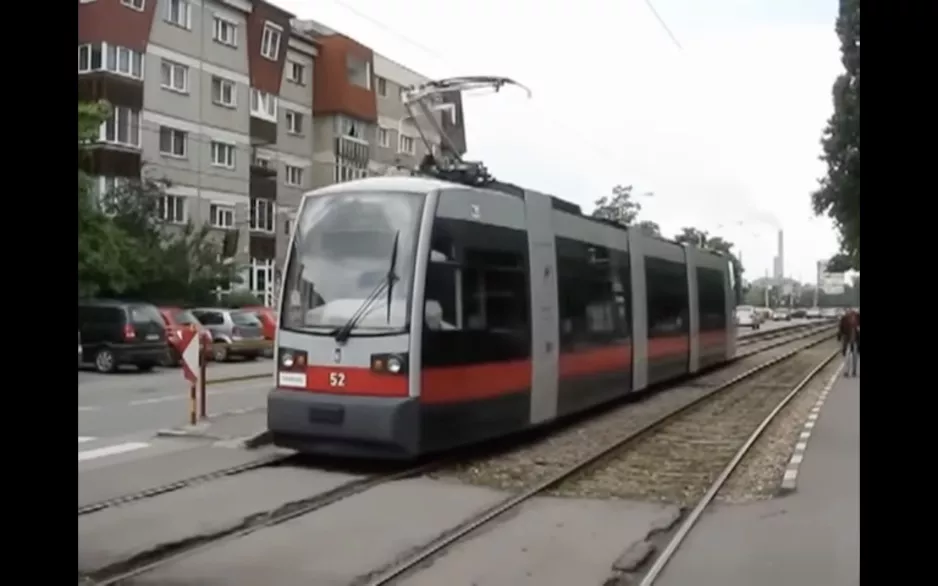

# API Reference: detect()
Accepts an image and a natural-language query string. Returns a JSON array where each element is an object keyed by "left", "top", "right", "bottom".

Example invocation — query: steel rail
[{"left": 362, "top": 332, "right": 836, "bottom": 586}]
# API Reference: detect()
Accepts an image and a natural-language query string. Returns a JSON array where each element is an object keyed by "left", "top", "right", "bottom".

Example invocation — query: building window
[
  {"left": 250, "top": 199, "right": 274, "bottom": 232},
  {"left": 376, "top": 127, "right": 390, "bottom": 148},
  {"left": 399, "top": 135, "right": 416, "bottom": 155},
  {"left": 160, "top": 59, "right": 189, "bottom": 93},
  {"left": 165, "top": 0, "right": 191, "bottom": 29},
  {"left": 213, "top": 15, "right": 237, "bottom": 47},
  {"left": 253, "top": 154, "right": 272, "bottom": 169},
  {"left": 210, "top": 204, "right": 235, "bottom": 229},
  {"left": 346, "top": 55, "right": 371, "bottom": 89},
  {"left": 99, "top": 107, "right": 141, "bottom": 148},
  {"left": 158, "top": 127, "right": 187, "bottom": 157},
  {"left": 78, "top": 43, "right": 144, "bottom": 80},
  {"left": 120, "top": 0, "right": 144, "bottom": 10},
  {"left": 212, "top": 76, "right": 236, "bottom": 107},
  {"left": 211, "top": 141, "right": 235, "bottom": 168},
  {"left": 261, "top": 23, "right": 281, "bottom": 60},
  {"left": 285, "top": 110, "right": 303, "bottom": 135},
  {"left": 287, "top": 61, "right": 304, "bottom": 85},
  {"left": 158, "top": 195, "right": 186, "bottom": 224},
  {"left": 250, "top": 89, "right": 277, "bottom": 121},
  {"left": 376, "top": 76, "right": 387, "bottom": 96},
  {"left": 285, "top": 165, "right": 303, "bottom": 187},
  {"left": 336, "top": 116, "right": 367, "bottom": 142}
]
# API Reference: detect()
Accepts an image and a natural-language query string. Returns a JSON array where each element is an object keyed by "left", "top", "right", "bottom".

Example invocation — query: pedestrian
[{"left": 837, "top": 308, "right": 860, "bottom": 377}]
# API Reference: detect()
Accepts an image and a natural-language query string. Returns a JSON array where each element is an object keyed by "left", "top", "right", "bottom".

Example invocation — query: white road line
[
  {"left": 78, "top": 436, "right": 95, "bottom": 444},
  {"left": 78, "top": 441, "right": 150, "bottom": 462},
  {"left": 78, "top": 406, "right": 98, "bottom": 412},
  {"left": 779, "top": 363, "right": 845, "bottom": 493}
]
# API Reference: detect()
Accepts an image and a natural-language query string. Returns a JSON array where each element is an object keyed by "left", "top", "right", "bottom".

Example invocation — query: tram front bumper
[{"left": 267, "top": 389, "right": 420, "bottom": 459}]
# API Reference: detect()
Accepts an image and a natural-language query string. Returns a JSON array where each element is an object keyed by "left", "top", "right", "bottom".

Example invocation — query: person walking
[{"left": 837, "top": 308, "right": 860, "bottom": 377}]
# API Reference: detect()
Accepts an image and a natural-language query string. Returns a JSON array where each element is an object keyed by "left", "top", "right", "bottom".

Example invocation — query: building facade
[{"left": 79, "top": 1, "right": 466, "bottom": 306}]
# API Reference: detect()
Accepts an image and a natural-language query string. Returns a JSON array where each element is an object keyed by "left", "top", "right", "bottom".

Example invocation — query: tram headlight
[
  {"left": 370, "top": 353, "right": 408, "bottom": 375},
  {"left": 280, "top": 352, "right": 295, "bottom": 369}
]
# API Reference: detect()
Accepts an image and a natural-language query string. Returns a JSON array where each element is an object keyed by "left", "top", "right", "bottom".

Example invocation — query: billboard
[{"left": 820, "top": 271, "right": 846, "bottom": 295}]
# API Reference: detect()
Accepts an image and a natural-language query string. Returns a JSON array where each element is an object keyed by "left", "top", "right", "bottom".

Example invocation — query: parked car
[
  {"left": 806, "top": 307, "right": 823, "bottom": 319},
  {"left": 158, "top": 307, "right": 214, "bottom": 366},
  {"left": 790, "top": 308, "right": 807, "bottom": 319},
  {"left": 821, "top": 307, "right": 839, "bottom": 319},
  {"left": 735, "top": 305, "right": 764, "bottom": 329},
  {"left": 241, "top": 306, "right": 277, "bottom": 341},
  {"left": 190, "top": 308, "right": 271, "bottom": 362},
  {"left": 241, "top": 305, "right": 277, "bottom": 357},
  {"left": 772, "top": 308, "right": 791, "bottom": 321},
  {"left": 78, "top": 300, "right": 168, "bottom": 373}
]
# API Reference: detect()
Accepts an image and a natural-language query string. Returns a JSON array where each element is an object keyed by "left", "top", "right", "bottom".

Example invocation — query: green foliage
[
  {"left": 811, "top": 0, "right": 860, "bottom": 269},
  {"left": 591, "top": 185, "right": 646, "bottom": 226},
  {"left": 222, "top": 290, "right": 266, "bottom": 308},
  {"left": 634, "top": 220, "right": 661, "bottom": 237},
  {"left": 77, "top": 100, "right": 242, "bottom": 304}
]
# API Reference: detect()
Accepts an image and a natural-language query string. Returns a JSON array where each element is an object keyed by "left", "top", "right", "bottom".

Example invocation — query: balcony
[
  {"left": 250, "top": 174, "right": 277, "bottom": 202},
  {"left": 334, "top": 136, "right": 370, "bottom": 165},
  {"left": 250, "top": 147, "right": 278, "bottom": 178}
]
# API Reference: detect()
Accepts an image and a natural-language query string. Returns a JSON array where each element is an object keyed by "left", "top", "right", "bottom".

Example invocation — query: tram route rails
[
  {"left": 432, "top": 325, "right": 834, "bottom": 493},
  {"left": 78, "top": 329, "right": 834, "bottom": 585},
  {"left": 632, "top": 348, "right": 840, "bottom": 586},
  {"left": 80, "top": 457, "right": 449, "bottom": 586},
  {"left": 737, "top": 322, "right": 821, "bottom": 347},
  {"left": 77, "top": 323, "right": 834, "bottom": 520},
  {"left": 351, "top": 332, "right": 836, "bottom": 586}
]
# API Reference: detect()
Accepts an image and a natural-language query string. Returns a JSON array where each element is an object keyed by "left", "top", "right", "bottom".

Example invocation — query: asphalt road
[{"left": 78, "top": 360, "right": 273, "bottom": 440}]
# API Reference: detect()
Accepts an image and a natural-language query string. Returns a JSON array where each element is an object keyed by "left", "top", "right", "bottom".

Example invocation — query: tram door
[{"left": 524, "top": 191, "right": 560, "bottom": 425}]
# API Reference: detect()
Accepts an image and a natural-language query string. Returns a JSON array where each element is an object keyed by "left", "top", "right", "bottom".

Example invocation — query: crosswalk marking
[
  {"left": 79, "top": 441, "right": 150, "bottom": 462},
  {"left": 78, "top": 436, "right": 95, "bottom": 444}
]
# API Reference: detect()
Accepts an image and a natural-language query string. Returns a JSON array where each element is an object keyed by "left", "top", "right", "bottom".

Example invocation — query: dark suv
[{"left": 78, "top": 300, "right": 168, "bottom": 373}]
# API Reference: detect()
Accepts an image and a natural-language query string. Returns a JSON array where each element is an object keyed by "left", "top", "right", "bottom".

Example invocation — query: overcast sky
[{"left": 276, "top": 0, "right": 843, "bottom": 284}]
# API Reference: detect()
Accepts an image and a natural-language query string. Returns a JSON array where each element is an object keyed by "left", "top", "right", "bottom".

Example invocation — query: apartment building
[
  {"left": 78, "top": 1, "right": 467, "bottom": 305},
  {"left": 293, "top": 19, "right": 467, "bottom": 190},
  {"left": 78, "top": 0, "right": 316, "bottom": 304}
]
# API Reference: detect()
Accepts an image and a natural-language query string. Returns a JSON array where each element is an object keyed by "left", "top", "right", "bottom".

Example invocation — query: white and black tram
[{"left": 267, "top": 77, "right": 737, "bottom": 459}]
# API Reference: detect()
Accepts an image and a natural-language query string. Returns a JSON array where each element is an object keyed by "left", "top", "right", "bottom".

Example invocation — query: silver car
[{"left": 190, "top": 308, "right": 272, "bottom": 362}]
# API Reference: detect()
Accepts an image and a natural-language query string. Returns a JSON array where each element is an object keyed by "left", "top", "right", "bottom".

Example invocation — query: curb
[
  {"left": 206, "top": 373, "right": 270, "bottom": 386},
  {"left": 778, "top": 362, "right": 845, "bottom": 493},
  {"left": 155, "top": 406, "right": 266, "bottom": 442}
]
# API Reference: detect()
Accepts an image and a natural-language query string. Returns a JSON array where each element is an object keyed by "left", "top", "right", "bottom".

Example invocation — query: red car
[
  {"left": 158, "top": 307, "right": 213, "bottom": 366},
  {"left": 242, "top": 306, "right": 276, "bottom": 341}
]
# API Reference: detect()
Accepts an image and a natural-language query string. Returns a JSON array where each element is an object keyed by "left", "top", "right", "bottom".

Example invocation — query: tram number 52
[{"left": 329, "top": 372, "right": 346, "bottom": 387}]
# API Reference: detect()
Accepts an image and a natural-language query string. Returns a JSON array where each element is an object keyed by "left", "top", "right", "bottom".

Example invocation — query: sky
[{"left": 276, "top": 0, "right": 845, "bottom": 284}]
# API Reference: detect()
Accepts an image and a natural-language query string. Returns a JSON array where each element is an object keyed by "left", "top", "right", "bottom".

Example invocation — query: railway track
[
  {"left": 77, "top": 322, "right": 832, "bottom": 520},
  {"left": 78, "top": 325, "right": 836, "bottom": 585}
]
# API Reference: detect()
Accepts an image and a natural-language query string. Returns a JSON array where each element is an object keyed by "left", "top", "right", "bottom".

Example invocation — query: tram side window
[
  {"left": 645, "top": 257, "right": 689, "bottom": 337},
  {"left": 556, "top": 237, "right": 630, "bottom": 350},
  {"left": 696, "top": 267, "right": 727, "bottom": 331},
  {"left": 423, "top": 219, "right": 531, "bottom": 365}
]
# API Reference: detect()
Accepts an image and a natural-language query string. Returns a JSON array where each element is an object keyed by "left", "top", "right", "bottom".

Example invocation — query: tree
[
  {"left": 99, "top": 178, "right": 242, "bottom": 304},
  {"left": 634, "top": 220, "right": 661, "bottom": 237},
  {"left": 811, "top": 0, "right": 860, "bottom": 269},
  {"left": 592, "top": 184, "right": 643, "bottom": 226},
  {"left": 78, "top": 99, "right": 241, "bottom": 302}
]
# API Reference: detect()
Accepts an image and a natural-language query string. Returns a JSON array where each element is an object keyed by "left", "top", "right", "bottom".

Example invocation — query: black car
[{"left": 78, "top": 300, "right": 168, "bottom": 373}]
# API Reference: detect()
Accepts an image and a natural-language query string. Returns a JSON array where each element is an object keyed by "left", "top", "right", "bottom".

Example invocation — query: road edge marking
[{"left": 779, "top": 362, "right": 845, "bottom": 493}]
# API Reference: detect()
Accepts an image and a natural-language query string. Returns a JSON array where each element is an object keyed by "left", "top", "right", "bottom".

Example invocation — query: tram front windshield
[{"left": 280, "top": 191, "right": 424, "bottom": 334}]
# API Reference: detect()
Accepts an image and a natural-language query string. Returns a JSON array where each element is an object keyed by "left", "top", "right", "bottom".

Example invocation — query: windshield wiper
[{"left": 332, "top": 231, "right": 400, "bottom": 343}]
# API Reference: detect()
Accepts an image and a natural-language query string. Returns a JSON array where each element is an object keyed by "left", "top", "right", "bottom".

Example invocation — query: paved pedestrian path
[{"left": 656, "top": 372, "right": 859, "bottom": 586}]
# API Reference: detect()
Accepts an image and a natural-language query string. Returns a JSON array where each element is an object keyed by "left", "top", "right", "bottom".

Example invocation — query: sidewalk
[{"left": 656, "top": 372, "right": 860, "bottom": 586}]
